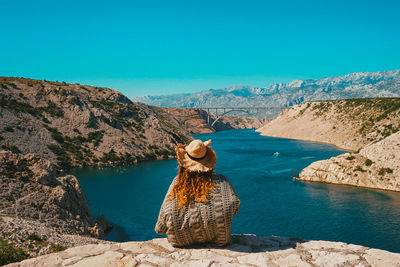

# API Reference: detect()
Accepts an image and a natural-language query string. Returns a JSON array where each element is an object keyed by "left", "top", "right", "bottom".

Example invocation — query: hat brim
[{"left": 176, "top": 143, "right": 216, "bottom": 172}]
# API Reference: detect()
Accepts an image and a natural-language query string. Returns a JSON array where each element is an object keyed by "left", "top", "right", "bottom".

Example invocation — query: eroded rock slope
[
  {"left": 258, "top": 98, "right": 400, "bottom": 151},
  {"left": 298, "top": 131, "right": 400, "bottom": 191}
]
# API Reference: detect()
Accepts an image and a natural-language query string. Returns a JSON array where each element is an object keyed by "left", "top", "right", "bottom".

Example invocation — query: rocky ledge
[
  {"left": 7, "top": 235, "right": 400, "bottom": 267},
  {"left": 298, "top": 131, "right": 400, "bottom": 191}
]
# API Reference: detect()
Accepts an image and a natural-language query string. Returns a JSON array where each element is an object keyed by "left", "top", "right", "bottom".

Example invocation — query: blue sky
[{"left": 1, "top": 0, "right": 400, "bottom": 97}]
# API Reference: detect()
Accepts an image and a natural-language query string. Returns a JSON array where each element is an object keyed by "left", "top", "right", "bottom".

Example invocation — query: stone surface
[{"left": 6, "top": 235, "right": 400, "bottom": 267}]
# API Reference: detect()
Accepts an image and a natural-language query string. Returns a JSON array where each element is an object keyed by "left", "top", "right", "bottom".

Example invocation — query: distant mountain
[{"left": 134, "top": 70, "right": 400, "bottom": 117}]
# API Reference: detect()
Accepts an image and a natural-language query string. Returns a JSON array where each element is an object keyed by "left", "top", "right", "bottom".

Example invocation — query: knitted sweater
[{"left": 155, "top": 173, "right": 240, "bottom": 247}]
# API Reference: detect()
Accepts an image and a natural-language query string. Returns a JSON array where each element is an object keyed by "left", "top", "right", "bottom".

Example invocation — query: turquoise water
[{"left": 71, "top": 129, "right": 400, "bottom": 252}]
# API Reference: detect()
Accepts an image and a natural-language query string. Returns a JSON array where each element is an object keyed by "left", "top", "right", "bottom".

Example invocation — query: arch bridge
[{"left": 200, "top": 107, "right": 287, "bottom": 127}]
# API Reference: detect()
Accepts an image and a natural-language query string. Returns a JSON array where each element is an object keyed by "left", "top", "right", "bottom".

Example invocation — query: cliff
[
  {"left": 0, "top": 150, "right": 113, "bottom": 258},
  {"left": 257, "top": 98, "right": 400, "bottom": 151},
  {"left": 7, "top": 235, "right": 400, "bottom": 267},
  {"left": 298, "top": 131, "right": 400, "bottom": 191}
]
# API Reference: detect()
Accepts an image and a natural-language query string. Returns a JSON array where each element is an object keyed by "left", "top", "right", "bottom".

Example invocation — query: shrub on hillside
[{"left": 0, "top": 238, "right": 30, "bottom": 265}]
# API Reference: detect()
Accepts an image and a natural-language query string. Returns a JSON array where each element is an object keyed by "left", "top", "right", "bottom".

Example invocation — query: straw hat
[{"left": 176, "top": 139, "right": 217, "bottom": 172}]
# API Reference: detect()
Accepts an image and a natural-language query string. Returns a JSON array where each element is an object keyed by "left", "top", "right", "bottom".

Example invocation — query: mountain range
[{"left": 134, "top": 70, "right": 400, "bottom": 117}]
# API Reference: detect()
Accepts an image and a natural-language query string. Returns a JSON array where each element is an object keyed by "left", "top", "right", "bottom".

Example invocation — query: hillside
[
  {"left": 298, "top": 131, "right": 400, "bottom": 191},
  {"left": 0, "top": 77, "right": 262, "bottom": 170},
  {"left": 257, "top": 98, "right": 400, "bottom": 151},
  {"left": 135, "top": 70, "right": 400, "bottom": 118}
]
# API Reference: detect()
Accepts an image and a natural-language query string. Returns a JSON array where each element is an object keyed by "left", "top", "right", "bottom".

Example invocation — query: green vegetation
[
  {"left": 100, "top": 149, "right": 136, "bottom": 164},
  {"left": 310, "top": 98, "right": 400, "bottom": 141},
  {"left": 90, "top": 100, "right": 143, "bottom": 131},
  {"left": 4, "top": 126, "right": 14, "bottom": 132},
  {"left": 0, "top": 97, "right": 64, "bottom": 123},
  {"left": 86, "top": 117, "right": 98, "bottom": 128},
  {"left": 43, "top": 124, "right": 64, "bottom": 143},
  {"left": 1, "top": 158, "right": 32, "bottom": 181},
  {"left": 27, "top": 233, "right": 42, "bottom": 242},
  {"left": 40, "top": 101, "right": 64, "bottom": 117},
  {"left": 378, "top": 168, "right": 394, "bottom": 175},
  {"left": 0, "top": 238, "right": 30, "bottom": 265},
  {"left": 365, "top": 158, "right": 373, "bottom": 166},
  {"left": 47, "top": 144, "right": 72, "bottom": 170},
  {"left": 80, "top": 86, "right": 90, "bottom": 92},
  {"left": 68, "top": 96, "right": 80, "bottom": 105},
  {"left": 50, "top": 243, "right": 66, "bottom": 252},
  {"left": 47, "top": 129, "right": 107, "bottom": 169},
  {"left": 1, "top": 145, "right": 21, "bottom": 154},
  {"left": 345, "top": 155, "right": 355, "bottom": 160},
  {"left": 354, "top": 165, "right": 366, "bottom": 172},
  {"left": 87, "top": 131, "right": 104, "bottom": 147}
]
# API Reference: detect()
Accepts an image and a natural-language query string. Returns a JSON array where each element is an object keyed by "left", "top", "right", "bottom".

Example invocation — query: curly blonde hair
[{"left": 169, "top": 166, "right": 215, "bottom": 208}]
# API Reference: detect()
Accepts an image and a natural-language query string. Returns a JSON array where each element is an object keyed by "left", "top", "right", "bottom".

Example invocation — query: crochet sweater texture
[{"left": 155, "top": 173, "right": 240, "bottom": 247}]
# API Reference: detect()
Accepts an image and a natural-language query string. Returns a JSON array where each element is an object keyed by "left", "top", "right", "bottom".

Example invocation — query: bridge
[{"left": 200, "top": 107, "right": 287, "bottom": 127}]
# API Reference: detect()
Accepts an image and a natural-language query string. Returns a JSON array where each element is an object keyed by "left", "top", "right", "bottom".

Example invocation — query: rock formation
[
  {"left": 298, "top": 131, "right": 400, "bottom": 191},
  {"left": 7, "top": 235, "right": 400, "bottom": 267},
  {"left": 258, "top": 98, "right": 400, "bottom": 151},
  {"left": 0, "top": 150, "right": 113, "bottom": 257},
  {"left": 256, "top": 98, "right": 400, "bottom": 191}
]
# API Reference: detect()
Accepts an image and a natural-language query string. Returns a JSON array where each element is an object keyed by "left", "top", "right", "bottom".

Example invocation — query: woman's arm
[
  {"left": 154, "top": 177, "right": 176, "bottom": 234},
  {"left": 155, "top": 194, "right": 169, "bottom": 234}
]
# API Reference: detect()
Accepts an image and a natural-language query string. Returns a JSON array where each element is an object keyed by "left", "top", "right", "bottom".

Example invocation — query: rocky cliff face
[
  {"left": 0, "top": 150, "right": 113, "bottom": 257},
  {"left": 298, "top": 131, "right": 400, "bottom": 191},
  {"left": 135, "top": 70, "right": 400, "bottom": 118},
  {"left": 7, "top": 235, "right": 400, "bottom": 267},
  {"left": 258, "top": 98, "right": 400, "bottom": 151}
]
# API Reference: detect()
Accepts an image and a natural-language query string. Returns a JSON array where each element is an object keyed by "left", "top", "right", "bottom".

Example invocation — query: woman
[{"left": 155, "top": 139, "right": 240, "bottom": 247}]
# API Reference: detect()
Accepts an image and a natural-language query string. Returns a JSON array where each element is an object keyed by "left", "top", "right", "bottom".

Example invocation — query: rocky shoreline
[
  {"left": 297, "top": 131, "right": 400, "bottom": 191},
  {"left": 6, "top": 234, "right": 400, "bottom": 267},
  {"left": 258, "top": 98, "right": 400, "bottom": 192}
]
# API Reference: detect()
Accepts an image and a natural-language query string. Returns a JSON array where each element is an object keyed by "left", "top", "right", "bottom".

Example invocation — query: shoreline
[
  {"left": 293, "top": 177, "right": 400, "bottom": 193},
  {"left": 256, "top": 129, "right": 355, "bottom": 152}
]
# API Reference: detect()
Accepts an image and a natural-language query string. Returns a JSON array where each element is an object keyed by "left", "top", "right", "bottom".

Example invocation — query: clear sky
[{"left": 1, "top": 0, "right": 400, "bottom": 97}]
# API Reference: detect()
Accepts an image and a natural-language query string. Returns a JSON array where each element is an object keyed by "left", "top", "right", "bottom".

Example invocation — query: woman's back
[{"left": 155, "top": 173, "right": 240, "bottom": 247}]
